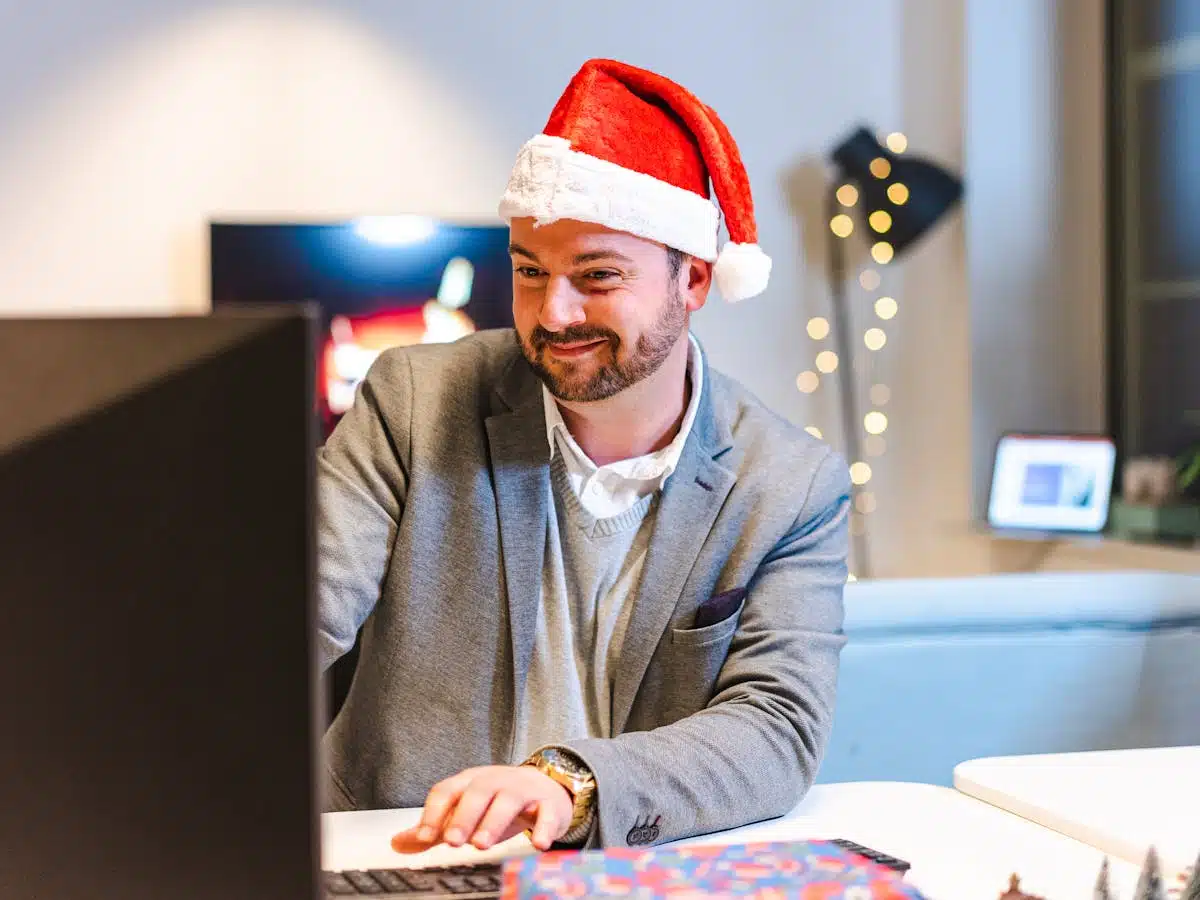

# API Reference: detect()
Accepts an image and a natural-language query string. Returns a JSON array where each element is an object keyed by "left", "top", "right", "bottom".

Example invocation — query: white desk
[
  {"left": 955, "top": 746, "right": 1200, "bottom": 880},
  {"left": 324, "top": 781, "right": 1141, "bottom": 899}
]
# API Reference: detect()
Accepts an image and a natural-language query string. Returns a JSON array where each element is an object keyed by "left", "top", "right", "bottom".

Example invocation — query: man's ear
[{"left": 684, "top": 256, "right": 713, "bottom": 312}]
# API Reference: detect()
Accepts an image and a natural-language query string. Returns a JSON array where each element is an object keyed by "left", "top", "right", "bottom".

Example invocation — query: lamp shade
[{"left": 831, "top": 126, "right": 963, "bottom": 256}]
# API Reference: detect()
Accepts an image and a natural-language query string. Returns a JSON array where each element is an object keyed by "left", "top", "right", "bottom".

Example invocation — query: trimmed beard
[{"left": 518, "top": 287, "right": 687, "bottom": 402}]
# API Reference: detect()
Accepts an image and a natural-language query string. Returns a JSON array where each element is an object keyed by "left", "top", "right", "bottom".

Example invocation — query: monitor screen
[
  {"left": 210, "top": 218, "right": 513, "bottom": 435},
  {"left": 987, "top": 433, "right": 1117, "bottom": 533},
  {"left": 0, "top": 311, "right": 319, "bottom": 899}
]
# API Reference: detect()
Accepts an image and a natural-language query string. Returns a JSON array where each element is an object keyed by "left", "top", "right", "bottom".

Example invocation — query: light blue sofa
[{"left": 817, "top": 571, "right": 1200, "bottom": 786}]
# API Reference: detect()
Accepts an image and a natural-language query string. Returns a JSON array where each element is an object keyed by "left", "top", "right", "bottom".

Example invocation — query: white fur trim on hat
[
  {"left": 713, "top": 241, "right": 772, "bottom": 302},
  {"left": 498, "top": 134, "right": 720, "bottom": 262}
]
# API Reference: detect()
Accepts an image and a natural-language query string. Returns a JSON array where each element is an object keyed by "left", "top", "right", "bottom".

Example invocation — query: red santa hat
[{"left": 498, "top": 58, "right": 771, "bottom": 302}]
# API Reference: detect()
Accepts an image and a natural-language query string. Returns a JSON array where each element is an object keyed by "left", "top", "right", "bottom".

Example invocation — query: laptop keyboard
[
  {"left": 828, "top": 838, "right": 911, "bottom": 874},
  {"left": 323, "top": 863, "right": 503, "bottom": 898}
]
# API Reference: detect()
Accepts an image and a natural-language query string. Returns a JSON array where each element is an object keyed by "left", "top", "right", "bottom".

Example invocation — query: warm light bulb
[
  {"left": 870, "top": 384, "right": 891, "bottom": 406},
  {"left": 805, "top": 425, "right": 823, "bottom": 439},
  {"left": 855, "top": 491, "right": 878, "bottom": 514},
  {"left": 836, "top": 184, "right": 859, "bottom": 206},
  {"left": 830, "top": 214, "right": 854, "bottom": 238},
  {"left": 796, "top": 371, "right": 819, "bottom": 394},
  {"left": 864, "top": 411, "right": 889, "bottom": 434},
  {"left": 864, "top": 328, "right": 887, "bottom": 351},
  {"left": 816, "top": 351, "right": 839, "bottom": 374},
  {"left": 807, "top": 317, "right": 830, "bottom": 340},
  {"left": 869, "top": 157, "right": 892, "bottom": 179},
  {"left": 871, "top": 242, "right": 895, "bottom": 264},
  {"left": 865, "top": 435, "right": 887, "bottom": 457},
  {"left": 888, "top": 183, "right": 910, "bottom": 205},
  {"left": 859, "top": 269, "right": 881, "bottom": 291},
  {"left": 886, "top": 132, "right": 908, "bottom": 153},
  {"left": 849, "top": 462, "right": 873, "bottom": 485},
  {"left": 874, "top": 296, "right": 898, "bottom": 320},
  {"left": 869, "top": 210, "right": 893, "bottom": 233}
]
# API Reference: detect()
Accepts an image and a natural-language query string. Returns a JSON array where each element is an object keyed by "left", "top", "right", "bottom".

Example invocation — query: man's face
[{"left": 508, "top": 218, "right": 704, "bottom": 403}]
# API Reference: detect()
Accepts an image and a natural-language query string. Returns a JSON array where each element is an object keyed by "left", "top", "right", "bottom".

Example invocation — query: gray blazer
[{"left": 318, "top": 329, "right": 850, "bottom": 848}]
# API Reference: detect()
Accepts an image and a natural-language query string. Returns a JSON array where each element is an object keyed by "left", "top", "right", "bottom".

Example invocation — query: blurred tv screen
[{"left": 210, "top": 218, "right": 513, "bottom": 436}]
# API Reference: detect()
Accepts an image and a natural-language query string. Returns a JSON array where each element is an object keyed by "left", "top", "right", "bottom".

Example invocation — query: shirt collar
[{"left": 542, "top": 333, "right": 704, "bottom": 481}]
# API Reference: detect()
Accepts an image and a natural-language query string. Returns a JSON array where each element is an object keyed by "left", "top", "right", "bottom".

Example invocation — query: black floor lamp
[{"left": 819, "top": 126, "right": 963, "bottom": 578}]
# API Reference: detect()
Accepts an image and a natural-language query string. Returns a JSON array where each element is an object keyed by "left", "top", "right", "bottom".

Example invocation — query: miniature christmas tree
[
  {"left": 1180, "top": 850, "right": 1200, "bottom": 900},
  {"left": 1094, "top": 857, "right": 1114, "bottom": 900},
  {"left": 1133, "top": 846, "right": 1166, "bottom": 900}
]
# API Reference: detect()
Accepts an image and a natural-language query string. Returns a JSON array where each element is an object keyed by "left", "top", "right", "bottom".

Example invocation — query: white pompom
[{"left": 713, "top": 242, "right": 772, "bottom": 302}]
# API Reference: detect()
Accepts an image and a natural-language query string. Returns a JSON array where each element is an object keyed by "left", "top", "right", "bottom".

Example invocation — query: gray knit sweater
[{"left": 511, "top": 452, "right": 657, "bottom": 760}]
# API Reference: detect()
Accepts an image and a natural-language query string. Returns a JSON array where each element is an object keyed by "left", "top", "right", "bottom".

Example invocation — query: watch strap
[{"left": 521, "top": 747, "right": 596, "bottom": 846}]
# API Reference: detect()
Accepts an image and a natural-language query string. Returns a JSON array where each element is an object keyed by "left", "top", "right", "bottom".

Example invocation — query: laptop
[{"left": 985, "top": 431, "right": 1117, "bottom": 539}]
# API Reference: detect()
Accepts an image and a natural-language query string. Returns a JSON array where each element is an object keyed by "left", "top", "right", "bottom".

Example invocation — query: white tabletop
[
  {"left": 323, "top": 781, "right": 1143, "bottom": 899},
  {"left": 955, "top": 746, "right": 1200, "bottom": 880}
]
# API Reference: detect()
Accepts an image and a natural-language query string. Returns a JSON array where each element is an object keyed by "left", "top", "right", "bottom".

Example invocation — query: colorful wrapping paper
[{"left": 500, "top": 840, "right": 927, "bottom": 899}]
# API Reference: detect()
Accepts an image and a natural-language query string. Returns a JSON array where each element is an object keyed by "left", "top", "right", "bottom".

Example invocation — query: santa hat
[{"left": 498, "top": 59, "right": 771, "bottom": 302}]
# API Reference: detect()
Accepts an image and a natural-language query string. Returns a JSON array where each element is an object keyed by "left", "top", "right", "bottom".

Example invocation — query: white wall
[
  {"left": 965, "top": 0, "right": 1108, "bottom": 518},
  {"left": 867, "top": 0, "right": 1108, "bottom": 577},
  {"left": 873, "top": 0, "right": 1109, "bottom": 578},
  {"left": 0, "top": 0, "right": 1107, "bottom": 577},
  {"left": 868, "top": 0, "right": 974, "bottom": 577}
]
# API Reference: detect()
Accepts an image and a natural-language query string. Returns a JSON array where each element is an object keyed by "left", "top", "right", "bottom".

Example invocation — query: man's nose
[{"left": 538, "top": 275, "right": 587, "bottom": 332}]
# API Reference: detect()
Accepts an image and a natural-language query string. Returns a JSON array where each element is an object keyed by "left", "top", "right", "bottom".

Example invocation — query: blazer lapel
[
  {"left": 484, "top": 356, "right": 549, "bottom": 720},
  {"left": 610, "top": 356, "right": 736, "bottom": 733}
]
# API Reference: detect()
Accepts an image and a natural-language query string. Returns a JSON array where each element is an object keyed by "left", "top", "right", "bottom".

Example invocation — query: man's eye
[
  {"left": 585, "top": 270, "right": 619, "bottom": 281},
  {"left": 515, "top": 266, "right": 543, "bottom": 278}
]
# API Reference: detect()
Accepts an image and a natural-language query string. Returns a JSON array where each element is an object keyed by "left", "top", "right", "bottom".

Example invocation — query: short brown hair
[{"left": 666, "top": 247, "right": 685, "bottom": 281}]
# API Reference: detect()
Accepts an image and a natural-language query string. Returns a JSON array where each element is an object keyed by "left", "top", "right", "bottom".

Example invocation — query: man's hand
[{"left": 390, "top": 765, "right": 573, "bottom": 853}]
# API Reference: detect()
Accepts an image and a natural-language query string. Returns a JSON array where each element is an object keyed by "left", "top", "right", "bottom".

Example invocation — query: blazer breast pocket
[
  {"left": 670, "top": 588, "right": 747, "bottom": 648},
  {"left": 646, "top": 590, "right": 747, "bottom": 724}
]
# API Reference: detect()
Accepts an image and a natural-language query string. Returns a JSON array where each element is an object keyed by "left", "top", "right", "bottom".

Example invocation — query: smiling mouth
[{"left": 545, "top": 338, "right": 608, "bottom": 358}]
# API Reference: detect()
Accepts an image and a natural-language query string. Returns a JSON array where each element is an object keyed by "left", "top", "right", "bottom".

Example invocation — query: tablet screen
[{"left": 987, "top": 434, "right": 1116, "bottom": 533}]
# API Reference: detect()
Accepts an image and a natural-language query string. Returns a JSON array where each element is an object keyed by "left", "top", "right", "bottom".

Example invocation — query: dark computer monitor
[{"left": 0, "top": 309, "right": 321, "bottom": 900}]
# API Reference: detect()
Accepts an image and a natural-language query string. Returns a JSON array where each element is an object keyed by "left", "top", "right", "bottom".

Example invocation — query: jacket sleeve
[
  {"left": 316, "top": 351, "right": 413, "bottom": 673},
  {"left": 564, "top": 449, "right": 851, "bottom": 847}
]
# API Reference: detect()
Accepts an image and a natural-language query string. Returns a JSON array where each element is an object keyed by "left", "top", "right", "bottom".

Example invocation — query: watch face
[{"left": 545, "top": 748, "right": 587, "bottom": 778}]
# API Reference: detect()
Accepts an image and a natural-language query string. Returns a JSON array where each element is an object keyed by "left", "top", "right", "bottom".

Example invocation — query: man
[{"left": 318, "top": 59, "right": 851, "bottom": 853}]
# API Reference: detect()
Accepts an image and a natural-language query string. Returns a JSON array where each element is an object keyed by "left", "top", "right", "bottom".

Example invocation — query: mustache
[{"left": 530, "top": 325, "right": 619, "bottom": 349}]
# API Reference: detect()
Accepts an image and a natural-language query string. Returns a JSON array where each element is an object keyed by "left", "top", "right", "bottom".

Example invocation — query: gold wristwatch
[{"left": 520, "top": 746, "right": 596, "bottom": 846}]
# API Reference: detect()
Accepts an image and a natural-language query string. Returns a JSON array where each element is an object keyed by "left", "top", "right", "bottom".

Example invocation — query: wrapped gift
[{"left": 500, "top": 840, "right": 925, "bottom": 899}]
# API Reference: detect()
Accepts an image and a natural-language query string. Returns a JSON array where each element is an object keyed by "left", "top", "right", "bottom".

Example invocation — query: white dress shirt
[{"left": 542, "top": 334, "right": 703, "bottom": 518}]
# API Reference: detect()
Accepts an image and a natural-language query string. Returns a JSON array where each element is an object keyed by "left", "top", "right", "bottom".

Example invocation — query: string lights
[
  {"left": 801, "top": 125, "right": 961, "bottom": 577},
  {"left": 799, "top": 130, "right": 910, "bottom": 568}
]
